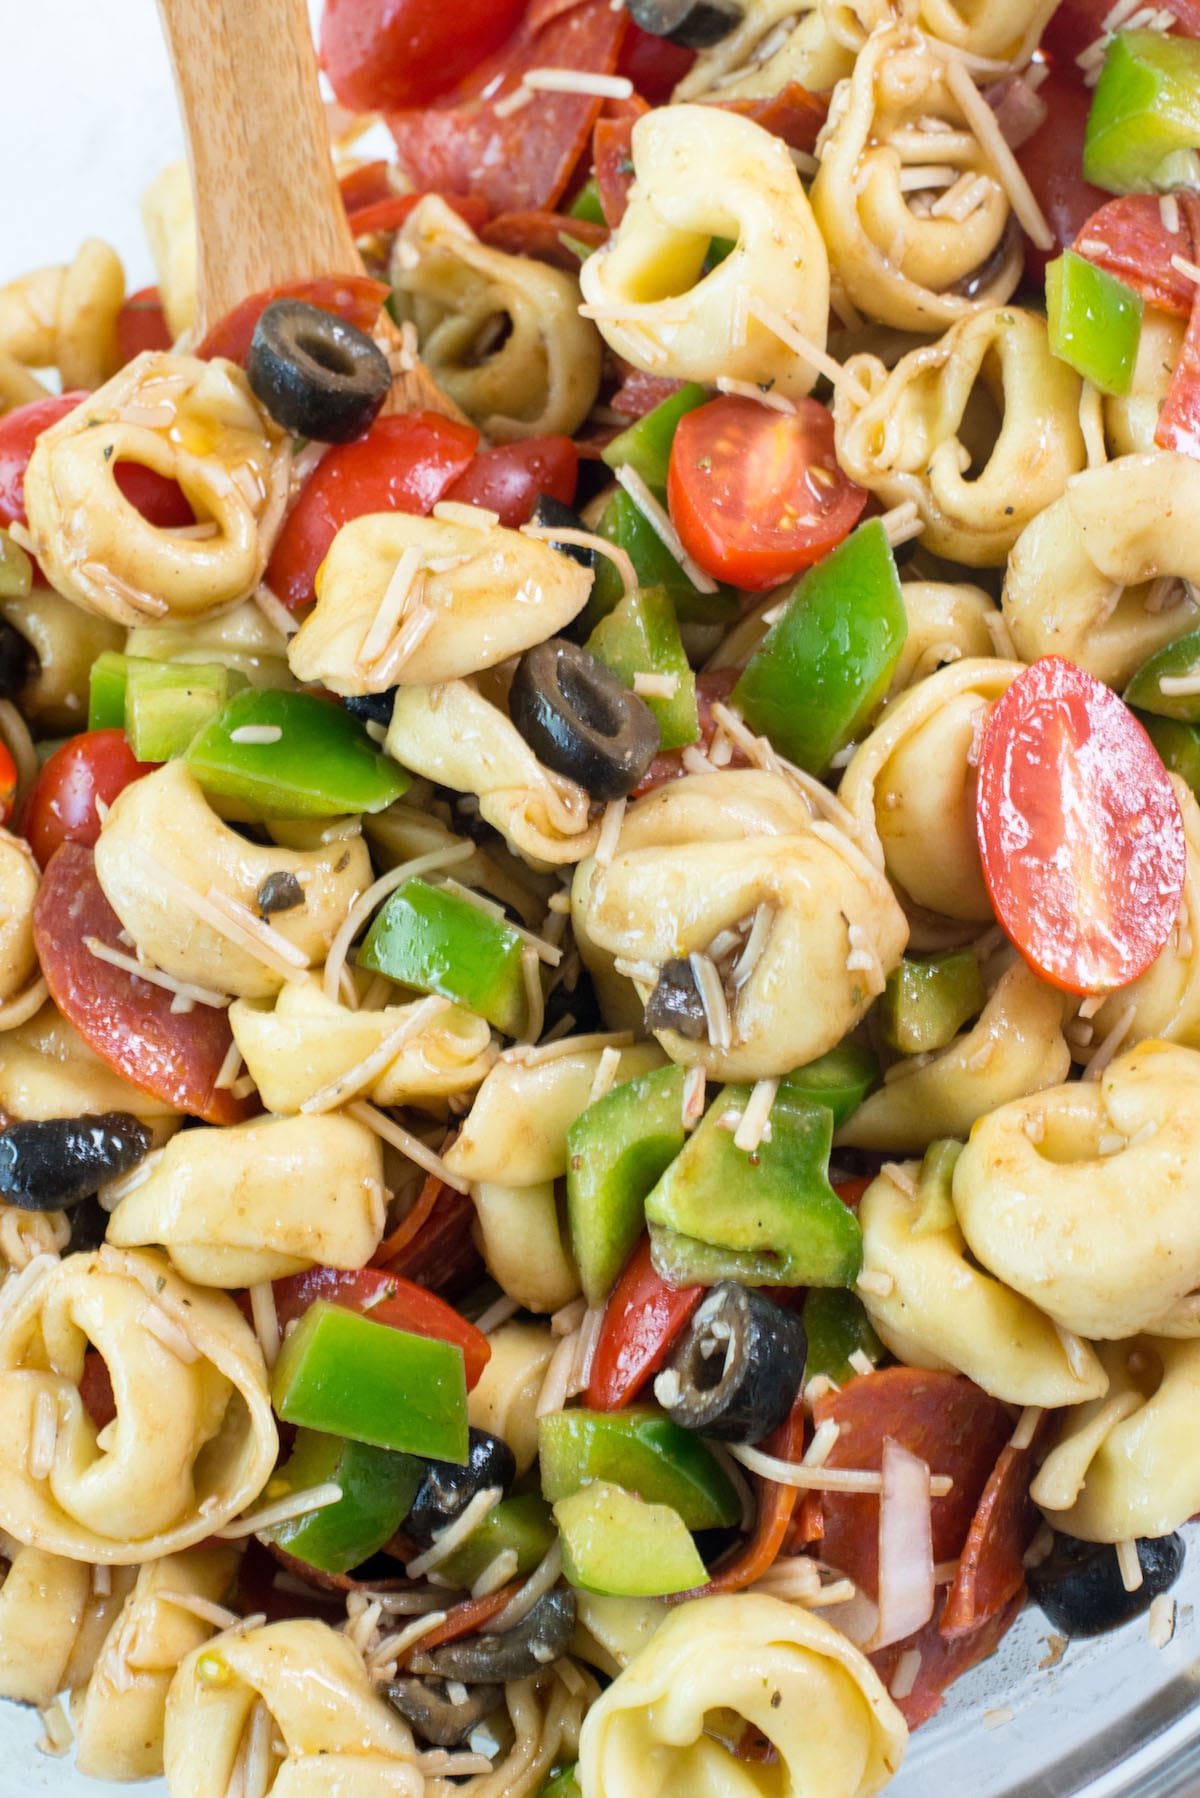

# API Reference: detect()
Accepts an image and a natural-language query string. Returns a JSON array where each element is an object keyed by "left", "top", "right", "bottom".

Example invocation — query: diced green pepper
[
  {"left": 566, "top": 1063, "right": 685, "bottom": 1305},
  {"left": 185, "top": 687, "right": 409, "bottom": 817},
  {"left": 539, "top": 1767, "right": 582, "bottom": 1798},
  {"left": 706, "top": 236, "right": 736, "bottom": 270},
  {"left": 1085, "top": 29, "right": 1200, "bottom": 193},
  {"left": 264, "top": 1428, "right": 423, "bottom": 1575},
  {"left": 733, "top": 519, "right": 907, "bottom": 774},
  {"left": 358, "top": 878, "right": 529, "bottom": 1036},
  {"left": 554, "top": 1481, "right": 706, "bottom": 1597},
  {"left": 271, "top": 1300, "right": 469, "bottom": 1463},
  {"left": 878, "top": 952, "right": 985, "bottom": 1056},
  {"left": 645, "top": 1087, "right": 862, "bottom": 1288},
  {"left": 88, "top": 650, "right": 140, "bottom": 730},
  {"left": 585, "top": 490, "right": 739, "bottom": 630},
  {"left": 1125, "top": 630, "right": 1200, "bottom": 721},
  {"left": 781, "top": 1041, "right": 879, "bottom": 1128},
  {"left": 912, "top": 1138, "right": 963, "bottom": 1237},
  {"left": 0, "top": 530, "right": 32, "bottom": 601},
  {"left": 435, "top": 1492, "right": 556, "bottom": 1589},
  {"left": 126, "top": 660, "right": 248, "bottom": 761},
  {"left": 539, "top": 1409, "right": 740, "bottom": 1531},
  {"left": 569, "top": 179, "right": 606, "bottom": 225},
  {"left": 1139, "top": 712, "right": 1200, "bottom": 798},
  {"left": 586, "top": 586, "right": 699, "bottom": 752},
  {"left": 801, "top": 1288, "right": 884, "bottom": 1385},
  {"left": 601, "top": 383, "right": 710, "bottom": 499},
  {"left": 1046, "top": 251, "right": 1143, "bottom": 396}
]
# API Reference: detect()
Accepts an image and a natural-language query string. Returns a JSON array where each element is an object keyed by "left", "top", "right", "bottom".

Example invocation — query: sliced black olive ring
[
  {"left": 644, "top": 957, "right": 711, "bottom": 1041},
  {"left": 509, "top": 638, "right": 659, "bottom": 802},
  {"left": 412, "top": 1589, "right": 577, "bottom": 1684},
  {"left": 0, "top": 618, "right": 33, "bottom": 702},
  {"left": 0, "top": 1112, "right": 153, "bottom": 1212},
  {"left": 657, "top": 1280, "right": 807, "bottom": 1444},
  {"left": 403, "top": 1428, "right": 518, "bottom": 1551},
  {"left": 247, "top": 299, "right": 392, "bottom": 444},
  {"left": 1027, "top": 1531, "right": 1185, "bottom": 1638},
  {"left": 625, "top": 0, "right": 744, "bottom": 48},
  {"left": 383, "top": 1676, "right": 503, "bottom": 1747}
]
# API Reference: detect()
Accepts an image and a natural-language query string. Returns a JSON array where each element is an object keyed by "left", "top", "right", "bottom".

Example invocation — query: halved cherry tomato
[
  {"left": 441, "top": 436, "right": 579, "bottom": 527},
  {"left": 587, "top": 1235, "right": 703, "bottom": 1411},
  {"left": 0, "top": 742, "right": 15, "bottom": 827},
  {"left": 32, "top": 843, "right": 254, "bottom": 1125},
  {"left": 667, "top": 396, "right": 868, "bottom": 592},
  {"left": 1042, "top": 0, "right": 1200, "bottom": 71},
  {"left": 264, "top": 411, "right": 480, "bottom": 607},
  {"left": 195, "top": 274, "right": 390, "bottom": 365},
  {"left": 1014, "top": 71, "right": 1108, "bottom": 280},
  {"left": 617, "top": 21, "right": 696, "bottom": 104},
  {"left": 977, "top": 657, "right": 1187, "bottom": 995},
  {"left": 116, "top": 286, "right": 173, "bottom": 361},
  {"left": 0, "top": 390, "right": 191, "bottom": 535},
  {"left": 320, "top": 0, "right": 527, "bottom": 110},
  {"left": 272, "top": 1265, "right": 490, "bottom": 1389},
  {"left": 22, "top": 730, "right": 155, "bottom": 869}
]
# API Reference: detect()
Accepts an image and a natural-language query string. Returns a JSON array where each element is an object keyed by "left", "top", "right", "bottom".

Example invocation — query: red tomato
[
  {"left": 320, "top": 0, "right": 526, "bottom": 110},
  {"left": 1043, "top": 0, "right": 1200, "bottom": 68},
  {"left": 442, "top": 436, "right": 579, "bottom": 527},
  {"left": 587, "top": 1236, "right": 703, "bottom": 1411},
  {"left": 1014, "top": 71, "right": 1108, "bottom": 279},
  {"left": 265, "top": 411, "right": 480, "bottom": 607},
  {"left": 976, "top": 657, "right": 1187, "bottom": 994},
  {"left": 348, "top": 193, "right": 489, "bottom": 238},
  {"left": 0, "top": 388, "right": 191, "bottom": 535},
  {"left": 0, "top": 741, "right": 15, "bottom": 827},
  {"left": 116, "top": 286, "right": 173, "bottom": 361},
  {"left": 23, "top": 730, "right": 154, "bottom": 869},
  {"left": 667, "top": 396, "right": 868, "bottom": 592},
  {"left": 272, "top": 1266, "right": 490, "bottom": 1389},
  {"left": 195, "top": 274, "right": 390, "bottom": 365},
  {"left": 617, "top": 22, "right": 695, "bottom": 104},
  {"left": 379, "top": 1183, "right": 485, "bottom": 1299},
  {"left": 32, "top": 843, "right": 254, "bottom": 1125}
]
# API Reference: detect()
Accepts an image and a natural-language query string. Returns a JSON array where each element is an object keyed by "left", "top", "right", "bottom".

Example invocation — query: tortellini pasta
[
  {"left": 918, "top": 0, "right": 1057, "bottom": 58},
  {"left": 105, "top": 1112, "right": 386, "bottom": 1286},
  {"left": 387, "top": 681, "right": 599, "bottom": 866},
  {"left": 954, "top": 1043, "right": 1200, "bottom": 1339},
  {"left": 126, "top": 596, "right": 294, "bottom": 690},
  {"left": 141, "top": 160, "right": 196, "bottom": 340},
  {"left": 835, "top": 307, "right": 1087, "bottom": 565},
  {"left": 674, "top": 0, "right": 856, "bottom": 104},
  {"left": 0, "top": 1203, "right": 70, "bottom": 1275},
  {"left": 0, "top": 239, "right": 125, "bottom": 390},
  {"left": 1002, "top": 451, "right": 1200, "bottom": 686},
  {"left": 0, "top": 827, "right": 39, "bottom": 1005},
  {"left": 1031, "top": 1336, "right": 1200, "bottom": 1542},
  {"left": 23, "top": 352, "right": 291, "bottom": 626},
  {"left": 811, "top": 27, "right": 1020, "bottom": 332},
  {"left": 94, "top": 761, "right": 372, "bottom": 999},
  {"left": 857, "top": 1163, "right": 1108, "bottom": 1406},
  {"left": 230, "top": 977, "right": 495, "bottom": 1115},
  {"left": 572, "top": 770, "right": 907, "bottom": 1081},
  {"left": 393, "top": 197, "right": 602, "bottom": 441},
  {"left": 579, "top": 106, "right": 829, "bottom": 398},
  {"left": 287, "top": 511, "right": 591, "bottom": 696},
  {"left": 467, "top": 1319, "right": 555, "bottom": 1475},
  {"left": 578, "top": 1594, "right": 907, "bottom": 1798},
  {"left": 472, "top": 1181, "right": 582, "bottom": 1315},
  {"left": 0, "top": 585, "right": 124, "bottom": 733},
  {"left": 838, "top": 959, "right": 1072, "bottom": 1154},
  {"left": 163, "top": 1617, "right": 422, "bottom": 1798},
  {"left": 0, "top": 1004, "right": 180, "bottom": 1128},
  {"left": 0, "top": 1246, "right": 276, "bottom": 1561},
  {"left": 888, "top": 580, "right": 999, "bottom": 694},
  {"left": 0, "top": 1542, "right": 93, "bottom": 1708},
  {"left": 1103, "top": 308, "right": 1185, "bottom": 457}
]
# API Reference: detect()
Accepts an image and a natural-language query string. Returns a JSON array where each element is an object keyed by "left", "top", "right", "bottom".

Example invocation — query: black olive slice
[
  {"left": 403, "top": 1429, "right": 517, "bottom": 1551},
  {"left": 342, "top": 689, "right": 399, "bottom": 728},
  {"left": 383, "top": 1676, "right": 502, "bottom": 1747},
  {"left": 658, "top": 1281, "right": 807, "bottom": 1443},
  {"left": 509, "top": 639, "right": 659, "bottom": 801},
  {"left": 0, "top": 620, "right": 33, "bottom": 701},
  {"left": 530, "top": 495, "right": 596, "bottom": 571},
  {"left": 247, "top": 300, "right": 392, "bottom": 444},
  {"left": 413, "top": 1590, "right": 577, "bottom": 1683},
  {"left": 1027, "top": 1531, "right": 1185, "bottom": 1638},
  {"left": 67, "top": 1194, "right": 109, "bottom": 1254},
  {"left": 625, "top": 0, "right": 744, "bottom": 47},
  {"left": 256, "top": 871, "right": 305, "bottom": 917},
  {"left": 643, "top": 957, "right": 709, "bottom": 1040},
  {"left": 0, "top": 1113, "right": 153, "bottom": 1211}
]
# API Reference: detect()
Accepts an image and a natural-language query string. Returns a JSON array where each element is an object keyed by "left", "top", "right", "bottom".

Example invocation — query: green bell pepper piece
[
  {"left": 271, "top": 1300, "right": 469, "bottom": 1463},
  {"left": 539, "top": 1768, "right": 582, "bottom": 1798},
  {"left": 879, "top": 952, "right": 986, "bottom": 1056},
  {"left": 733, "top": 519, "right": 907, "bottom": 774},
  {"left": 1139, "top": 712, "right": 1200, "bottom": 797},
  {"left": 554, "top": 1481, "right": 706, "bottom": 1597},
  {"left": 645, "top": 1087, "right": 862, "bottom": 1288},
  {"left": 185, "top": 687, "right": 409, "bottom": 817},
  {"left": 125, "top": 660, "right": 249, "bottom": 761},
  {"left": 1085, "top": 29, "right": 1200, "bottom": 193},
  {"left": 0, "top": 530, "right": 32, "bottom": 601},
  {"left": 585, "top": 490, "right": 739, "bottom": 631},
  {"left": 569, "top": 178, "right": 606, "bottom": 225},
  {"left": 566, "top": 1063, "right": 685, "bottom": 1305},
  {"left": 601, "top": 383, "right": 710, "bottom": 499},
  {"left": 781, "top": 1041, "right": 879, "bottom": 1128},
  {"left": 585, "top": 586, "right": 699, "bottom": 752},
  {"left": 88, "top": 650, "right": 141, "bottom": 730},
  {"left": 264, "top": 1428, "right": 423, "bottom": 1575},
  {"left": 801, "top": 1288, "right": 884, "bottom": 1385},
  {"left": 1046, "top": 251, "right": 1142, "bottom": 396},
  {"left": 1125, "top": 630, "right": 1200, "bottom": 721},
  {"left": 358, "top": 877, "right": 529, "bottom": 1036},
  {"left": 539, "top": 1408, "right": 740, "bottom": 1530},
  {"left": 912, "top": 1138, "right": 963, "bottom": 1237},
  {"left": 435, "top": 1492, "right": 556, "bottom": 1589}
]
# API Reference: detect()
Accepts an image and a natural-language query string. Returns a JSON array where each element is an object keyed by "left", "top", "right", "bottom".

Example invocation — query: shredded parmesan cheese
[
  {"left": 216, "top": 1482, "right": 344, "bottom": 1540},
  {"left": 471, "top": 1550, "right": 520, "bottom": 1599},
  {"left": 734, "top": 1077, "right": 778, "bottom": 1153},
  {"left": 614, "top": 464, "right": 719, "bottom": 593},
  {"left": 229, "top": 725, "right": 283, "bottom": 746},
  {"left": 632, "top": 669, "right": 681, "bottom": 699},
  {"left": 690, "top": 951, "right": 732, "bottom": 1052},
  {"left": 745, "top": 292, "right": 874, "bottom": 408},
  {"left": 890, "top": 1648, "right": 923, "bottom": 1700},
  {"left": 1149, "top": 1593, "right": 1177, "bottom": 1648},
  {"left": 939, "top": 56, "right": 1053, "bottom": 249},
  {"left": 360, "top": 545, "right": 426, "bottom": 667},
  {"left": 406, "top": 1487, "right": 503, "bottom": 1579},
  {"left": 523, "top": 67, "right": 634, "bottom": 98},
  {"left": 587, "top": 1045, "right": 624, "bottom": 1108},
  {"left": 249, "top": 1282, "right": 281, "bottom": 1370},
  {"left": 431, "top": 501, "right": 500, "bottom": 529},
  {"left": 594, "top": 796, "right": 627, "bottom": 868},
  {"left": 29, "top": 1390, "right": 58, "bottom": 1480},
  {"left": 715, "top": 376, "right": 797, "bottom": 413},
  {"left": 141, "top": 1304, "right": 201, "bottom": 1363},
  {"left": 523, "top": 521, "right": 637, "bottom": 597},
  {"left": 301, "top": 995, "right": 452, "bottom": 1113},
  {"left": 1009, "top": 1406, "right": 1043, "bottom": 1452},
  {"left": 857, "top": 1270, "right": 895, "bottom": 1298},
  {"left": 804, "top": 1420, "right": 841, "bottom": 1468},
  {"left": 730, "top": 1442, "right": 953, "bottom": 1497},
  {"left": 501, "top": 1029, "right": 633, "bottom": 1068},
  {"left": 84, "top": 937, "right": 230, "bottom": 1008},
  {"left": 682, "top": 1064, "right": 707, "bottom": 1130},
  {"left": 348, "top": 1100, "right": 470, "bottom": 1194},
  {"left": 488, "top": 1542, "right": 563, "bottom": 1634},
  {"left": 1116, "top": 1538, "right": 1144, "bottom": 1593}
]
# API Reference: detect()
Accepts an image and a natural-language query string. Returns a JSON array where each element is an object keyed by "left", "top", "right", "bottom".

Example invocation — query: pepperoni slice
[
  {"left": 594, "top": 109, "right": 644, "bottom": 229},
  {"left": 711, "top": 82, "right": 827, "bottom": 154},
  {"left": 481, "top": 210, "right": 607, "bottom": 271},
  {"left": 32, "top": 843, "right": 254, "bottom": 1126},
  {"left": 870, "top": 1593, "right": 1025, "bottom": 1729},
  {"left": 195, "top": 275, "right": 389, "bottom": 365},
  {"left": 941, "top": 1440, "right": 1039, "bottom": 1639},
  {"left": 1073, "top": 195, "right": 1199, "bottom": 320}
]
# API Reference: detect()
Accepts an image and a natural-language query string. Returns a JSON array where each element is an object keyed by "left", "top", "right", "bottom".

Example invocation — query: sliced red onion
[
  {"left": 868, "top": 1437, "right": 935, "bottom": 1652},
  {"left": 986, "top": 73, "right": 1049, "bottom": 150}
]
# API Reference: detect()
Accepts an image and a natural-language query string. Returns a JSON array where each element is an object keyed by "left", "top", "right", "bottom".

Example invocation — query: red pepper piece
[
  {"left": 271, "top": 1264, "right": 490, "bottom": 1390},
  {"left": 941, "top": 1439, "right": 1040, "bottom": 1638},
  {"left": 587, "top": 1234, "right": 703, "bottom": 1410}
]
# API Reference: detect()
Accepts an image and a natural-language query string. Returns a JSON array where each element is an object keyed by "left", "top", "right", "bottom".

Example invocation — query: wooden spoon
[{"left": 156, "top": 0, "right": 463, "bottom": 419}]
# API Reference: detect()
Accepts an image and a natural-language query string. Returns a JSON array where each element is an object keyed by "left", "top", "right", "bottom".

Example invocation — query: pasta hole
[
  {"left": 464, "top": 312, "right": 513, "bottom": 367},
  {"left": 79, "top": 1344, "right": 117, "bottom": 1432},
  {"left": 112, "top": 460, "right": 197, "bottom": 530},
  {"left": 623, "top": 231, "right": 711, "bottom": 302},
  {"left": 955, "top": 374, "right": 1002, "bottom": 482}
]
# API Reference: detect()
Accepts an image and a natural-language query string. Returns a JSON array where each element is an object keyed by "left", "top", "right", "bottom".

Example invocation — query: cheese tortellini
[
  {"left": 573, "top": 770, "right": 907, "bottom": 1081},
  {"left": 393, "top": 196, "right": 602, "bottom": 441},
  {"left": 1103, "top": 308, "right": 1185, "bottom": 456},
  {"left": 0, "top": 1542, "right": 94, "bottom": 1709},
  {"left": 835, "top": 307, "right": 1088, "bottom": 564},
  {"left": 0, "top": 1004, "right": 181, "bottom": 1129},
  {"left": 579, "top": 106, "right": 829, "bottom": 397},
  {"left": 0, "top": 828, "right": 39, "bottom": 1007},
  {"left": 0, "top": 1247, "right": 276, "bottom": 1561},
  {"left": 0, "top": 585, "right": 123, "bottom": 734},
  {"left": 887, "top": 580, "right": 999, "bottom": 695},
  {"left": 674, "top": 0, "right": 856, "bottom": 104},
  {"left": 141, "top": 160, "right": 196, "bottom": 341},
  {"left": 287, "top": 510, "right": 591, "bottom": 696},
  {"left": 23, "top": 352, "right": 290, "bottom": 626},
  {"left": 467, "top": 1319, "right": 555, "bottom": 1475},
  {"left": 954, "top": 1043, "right": 1200, "bottom": 1340},
  {"left": 578, "top": 1594, "right": 907, "bottom": 1798},
  {"left": 0, "top": 239, "right": 125, "bottom": 391}
]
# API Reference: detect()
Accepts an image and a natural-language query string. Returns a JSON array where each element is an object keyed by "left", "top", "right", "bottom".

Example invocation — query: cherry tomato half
[
  {"left": 195, "top": 274, "right": 389, "bottom": 365},
  {"left": 272, "top": 1266, "right": 490, "bottom": 1389},
  {"left": 23, "top": 730, "right": 154, "bottom": 869},
  {"left": 667, "top": 396, "right": 868, "bottom": 592},
  {"left": 587, "top": 1235, "right": 703, "bottom": 1411},
  {"left": 1014, "top": 71, "right": 1108, "bottom": 280},
  {"left": 441, "top": 435, "right": 579, "bottom": 528},
  {"left": 116, "top": 286, "right": 173, "bottom": 362},
  {"left": 320, "top": 0, "right": 526, "bottom": 111},
  {"left": 0, "top": 741, "right": 16, "bottom": 826},
  {"left": 976, "top": 657, "right": 1186, "bottom": 994}
]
